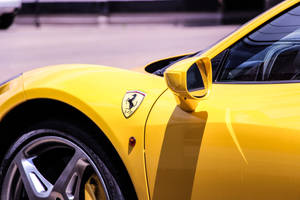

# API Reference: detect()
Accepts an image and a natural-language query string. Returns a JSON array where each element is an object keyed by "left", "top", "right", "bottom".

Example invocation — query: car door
[{"left": 145, "top": 4, "right": 300, "bottom": 200}]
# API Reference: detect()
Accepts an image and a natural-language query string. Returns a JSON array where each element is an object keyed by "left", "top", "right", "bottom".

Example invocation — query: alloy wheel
[{"left": 2, "top": 135, "right": 110, "bottom": 200}]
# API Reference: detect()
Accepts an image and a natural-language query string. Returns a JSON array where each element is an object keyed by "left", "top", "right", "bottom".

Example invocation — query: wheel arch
[{"left": 0, "top": 98, "right": 137, "bottom": 199}]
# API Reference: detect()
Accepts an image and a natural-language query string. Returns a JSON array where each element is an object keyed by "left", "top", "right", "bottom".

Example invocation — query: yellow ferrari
[{"left": 1, "top": 0, "right": 300, "bottom": 199}]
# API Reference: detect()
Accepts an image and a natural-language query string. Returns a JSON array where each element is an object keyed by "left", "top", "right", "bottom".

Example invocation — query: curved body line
[{"left": 225, "top": 108, "right": 248, "bottom": 165}]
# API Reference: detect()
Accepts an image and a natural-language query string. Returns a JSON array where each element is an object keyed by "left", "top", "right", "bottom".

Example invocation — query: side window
[{"left": 217, "top": 4, "right": 300, "bottom": 82}]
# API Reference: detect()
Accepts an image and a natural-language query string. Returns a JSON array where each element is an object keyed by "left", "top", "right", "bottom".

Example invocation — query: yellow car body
[{"left": 1, "top": 0, "right": 300, "bottom": 199}]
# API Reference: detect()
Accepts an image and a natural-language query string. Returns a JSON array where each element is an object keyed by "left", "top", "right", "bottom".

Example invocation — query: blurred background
[
  {"left": 18, "top": 0, "right": 283, "bottom": 25},
  {"left": 0, "top": 0, "right": 284, "bottom": 80}
]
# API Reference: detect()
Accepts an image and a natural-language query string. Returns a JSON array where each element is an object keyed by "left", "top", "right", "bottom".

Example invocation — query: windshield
[{"left": 218, "top": 3, "right": 300, "bottom": 82}]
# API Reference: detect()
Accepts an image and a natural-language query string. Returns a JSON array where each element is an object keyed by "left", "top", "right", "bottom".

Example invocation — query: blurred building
[{"left": 20, "top": 0, "right": 284, "bottom": 24}]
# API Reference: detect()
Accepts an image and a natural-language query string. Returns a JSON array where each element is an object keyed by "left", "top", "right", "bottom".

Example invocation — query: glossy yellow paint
[
  {"left": 0, "top": 75, "right": 25, "bottom": 122},
  {"left": 191, "top": 83, "right": 300, "bottom": 199},
  {"left": 0, "top": 65, "right": 164, "bottom": 199},
  {"left": 165, "top": 56, "right": 212, "bottom": 112},
  {"left": 145, "top": 91, "right": 208, "bottom": 199},
  {"left": 0, "top": 1, "right": 298, "bottom": 199},
  {"left": 146, "top": 83, "right": 300, "bottom": 199},
  {"left": 145, "top": 0, "right": 300, "bottom": 199},
  {"left": 20, "top": 64, "right": 167, "bottom": 200}
]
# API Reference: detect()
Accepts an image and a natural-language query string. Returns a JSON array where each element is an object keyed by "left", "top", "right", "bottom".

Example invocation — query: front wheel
[{"left": 0, "top": 121, "right": 125, "bottom": 200}]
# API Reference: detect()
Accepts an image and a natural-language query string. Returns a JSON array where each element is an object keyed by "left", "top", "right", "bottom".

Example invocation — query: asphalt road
[{"left": 0, "top": 24, "right": 237, "bottom": 81}]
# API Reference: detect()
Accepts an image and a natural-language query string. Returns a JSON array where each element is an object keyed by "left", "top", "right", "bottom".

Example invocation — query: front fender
[{"left": 22, "top": 64, "right": 167, "bottom": 199}]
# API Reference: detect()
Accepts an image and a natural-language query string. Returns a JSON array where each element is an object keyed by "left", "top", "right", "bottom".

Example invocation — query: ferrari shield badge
[{"left": 122, "top": 90, "right": 146, "bottom": 118}]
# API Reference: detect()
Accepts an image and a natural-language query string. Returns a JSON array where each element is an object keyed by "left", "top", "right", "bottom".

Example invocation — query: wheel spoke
[
  {"left": 14, "top": 152, "right": 53, "bottom": 199},
  {"left": 53, "top": 149, "right": 89, "bottom": 199},
  {"left": 3, "top": 135, "right": 110, "bottom": 200}
]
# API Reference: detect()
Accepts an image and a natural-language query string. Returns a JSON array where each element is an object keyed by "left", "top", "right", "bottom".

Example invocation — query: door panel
[
  {"left": 145, "top": 91, "right": 207, "bottom": 199},
  {"left": 145, "top": 88, "right": 246, "bottom": 199},
  {"left": 145, "top": 83, "right": 300, "bottom": 199}
]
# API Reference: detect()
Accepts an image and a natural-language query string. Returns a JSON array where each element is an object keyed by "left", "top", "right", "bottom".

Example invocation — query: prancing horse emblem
[{"left": 122, "top": 91, "right": 146, "bottom": 118}]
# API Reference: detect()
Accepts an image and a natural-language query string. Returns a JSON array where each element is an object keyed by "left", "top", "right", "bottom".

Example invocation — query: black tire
[
  {"left": 0, "top": 120, "right": 126, "bottom": 200},
  {"left": 0, "top": 13, "right": 15, "bottom": 30}
]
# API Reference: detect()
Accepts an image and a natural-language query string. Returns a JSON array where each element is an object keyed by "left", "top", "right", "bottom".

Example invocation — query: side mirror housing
[{"left": 164, "top": 56, "right": 212, "bottom": 112}]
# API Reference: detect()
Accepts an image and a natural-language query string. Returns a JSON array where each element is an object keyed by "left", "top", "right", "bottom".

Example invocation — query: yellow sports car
[{"left": 1, "top": 0, "right": 300, "bottom": 199}]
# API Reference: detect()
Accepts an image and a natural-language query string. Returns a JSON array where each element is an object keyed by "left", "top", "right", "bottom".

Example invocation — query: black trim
[{"left": 214, "top": 49, "right": 230, "bottom": 82}]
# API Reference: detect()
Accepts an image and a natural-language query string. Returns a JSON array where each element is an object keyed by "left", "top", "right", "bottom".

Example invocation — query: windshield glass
[
  {"left": 218, "top": 4, "right": 300, "bottom": 82},
  {"left": 249, "top": 5, "right": 300, "bottom": 42}
]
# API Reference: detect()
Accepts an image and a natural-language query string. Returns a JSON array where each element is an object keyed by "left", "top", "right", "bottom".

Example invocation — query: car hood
[{"left": 23, "top": 63, "right": 167, "bottom": 91}]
